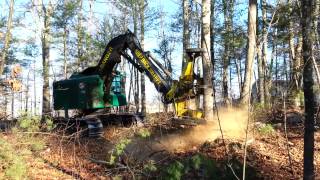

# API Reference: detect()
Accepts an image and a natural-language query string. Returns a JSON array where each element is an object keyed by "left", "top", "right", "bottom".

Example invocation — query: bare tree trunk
[
  {"left": 201, "top": 0, "right": 214, "bottom": 120},
  {"left": 240, "top": 0, "right": 257, "bottom": 105},
  {"left": 25, "top": 89, "right": 28, "bottom": 112},
  {"left": 313, "top": 0, "right": 319, "bottom": 84},
  {"left": 283, "top": 43, "right": 288, "bottom": 82},
  {"left": 11, "top": 91, "right": 14, "bottom": 118},
  {"left": 295, "top": 33, "right": 303, "bottom": 88},
  {"left": 313, "top": 0, "right": 319, "bottom": 47},
  {"left": 182, "top": 0, "right": 190, "bottom": 69},
  {"left": 256, "top": 0, "right": 266, "bottom": 105},
  {"left": 41, "top": 1, "right": 53, "bottom": 117},
  {"left": 235, "top": 58, "right": 242, "bottom": 93},
  {"left": 262, "top": 0, "right": 268, "bottom": 105},
  {"left": 134, "top": 69, "right": 139, "bottom": 113},
  {"left": 222, "top": 54, "right": 230, "bottom": 105},
  {"left": 301, "top": 0, "right": 317, "bottom": 178},
  {"left": 127, "top": 65, "right": 134, "bottom": 111},
  {"left": 275, "top": 41, "right": 279, "bottom": 94},
  {"left": 222, "top": 0, "right": 233, "bottom": 106},
  {"left": 33, "top": 59, "right": 36, "bottom": 115},
  {"left": 5, "top": 92, "right": 8, "bottom": 116},
  {"left": 209, "top": 0, "right": 216, "bottom": 110},
  {"left": 140, "top": 0, "right": 146, "bottom": 115},
  {"left": 88, "top": 0, "right": 94, "bottom": 35},
  {"left": 196, "top": 3, "right": 201, "bottom": 47},
  {"left": 257, "top": 45, "right": 264, "bottom": 104},
  {"left": 0, "top": 0, "right": 15, "bottom": 75},
  {"left": 19, "top": 92, "right": 22, "bottom": 112},
  {"left": 63, "top": 27, "right": 68, "bottom": 79},
  {"left": 133, "top": 2, "right": 140, "bottom": 113},
  {"left": 266, "top": 30, "right": 276, "bottom": 105},
  {"left": 210, "top": 0, "right": 215, "bottom": 73},
  {"left": 25, "top": 70, "right": 31, "bottom": 112},
  {"left": 288, "top": 0, "right": 298, "bottom": 91},
  {"left": 77, "top": 0, "right": 83, "bottom": 69},
  {"left": 210, "top": 0, "right": 216, "bottom": 109},
  {"left": 4, "top": 73, "right": 8, "bottom": 115}
]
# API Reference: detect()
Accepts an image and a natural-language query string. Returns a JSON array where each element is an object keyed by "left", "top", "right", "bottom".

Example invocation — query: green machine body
[{"left": 53, "top": 73, "right": 127, "bottom": 110}]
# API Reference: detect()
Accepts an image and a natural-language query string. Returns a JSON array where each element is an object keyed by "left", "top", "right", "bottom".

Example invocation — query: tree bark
[
  {"left": 209, "top": 0, "right": 215, "bottom": 110},
  {"left": 5, "top": 74, "right": 9, "bottom": 116},
  {"left": 257, "top": 44, "right": 264, "bottom": 104},
  {"left": 295, "top": 33, "right": 303, "bottom": 87},
  {"left": 41, "top": 1, "right": 53, "bottom": 116},
  {"left": 25, "top": 70, "right": 31, "bottom": 112},
  {"left": 33, "top": 59, "right": 36, "bottom": 115},
  {"left": 222, "top": 0, "right": 233, "bottom": 106},
  {"left": 182, "top": 0, "right": 190, "bottom": 69},
  {"left": 313, "top": 0, "right": 319, "bottom": 47},
  {"left": 77, "top": 0, "right": 83, "bottom": 69},
  {"left": 261, "top": 0, "right": 268, "bottom": 105},
  {"left": 132, "top": 2, "right": 139, "bottom": 113},
  {"left": 301, "top": 0, "right": 316, "bottom": 178},
  {"left": 63, "top": 27, "right": 68, "bottom": 79},
  {"left": 201, "top": 0, "right": 214, "bottom": 120},
  {"left": 235, "top": 58, "right": 242, "bottom": 94},
  {"left": 11, "top": 91, "right": 14, "bottom": 117},
  {"left": 256, "top": 0, "right": 267, "bottom": 105},
  {"left": 240, "top": 0, "right": 257, "bottom": 105},
  {"left": 288, "top": 0, "right": 298, "bottom": 90},
  {"left": 140, "top": 0, "right": 146, "bottom": 115},
  {"left": 0, "top": 0, "right": 15, "bottom": 75},
  {"left": 283, "top": 43, "right": 288, "bottom": 82},
  {"left": 210, "top": 0, "right": 215, "bottom": 73}
]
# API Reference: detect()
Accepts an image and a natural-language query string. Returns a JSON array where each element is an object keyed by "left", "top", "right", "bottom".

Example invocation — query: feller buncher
[{"left": 53, "top": 30, "right": 205, "bottom": 136}]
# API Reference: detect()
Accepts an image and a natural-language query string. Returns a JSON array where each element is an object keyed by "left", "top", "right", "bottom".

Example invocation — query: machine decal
[
  {"left": 101, "top": 47, "right": 113, "bottom": 65},
  {"left": 134, "top": 49, "right": 162, "bottom": 85}
]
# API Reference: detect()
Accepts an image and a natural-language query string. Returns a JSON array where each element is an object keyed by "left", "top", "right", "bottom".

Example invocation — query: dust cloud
[{"left": 154, "top": 107, "right": 250, "bottom": 152}]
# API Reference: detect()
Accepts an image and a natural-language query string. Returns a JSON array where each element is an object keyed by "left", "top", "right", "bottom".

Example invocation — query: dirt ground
[{"left": 1, "top": 109, "right": 319, "bottom": 179}]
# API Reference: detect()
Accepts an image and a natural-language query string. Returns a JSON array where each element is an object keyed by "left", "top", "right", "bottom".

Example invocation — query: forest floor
[{"left": 0, "top": 107, "right": 319, "bottom": 179}]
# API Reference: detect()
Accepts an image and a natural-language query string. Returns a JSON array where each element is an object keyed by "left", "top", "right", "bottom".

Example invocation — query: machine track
[
  {"left": 85, "top": 118, "right": 103, "bottom": 137},
  {"left": 54, "top": 112, "right": 144, "bottom": 137}
]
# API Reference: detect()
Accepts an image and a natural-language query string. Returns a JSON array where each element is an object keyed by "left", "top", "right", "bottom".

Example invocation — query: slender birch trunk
[
  {"left": 240, "top": 0, "right": 257, "bottom": 105},
  {"left": 201, "top": 0, "right": 214, "bottom": 120}
]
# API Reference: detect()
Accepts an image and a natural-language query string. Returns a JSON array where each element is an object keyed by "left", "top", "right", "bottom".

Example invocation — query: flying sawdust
[{"left": 154, "top": 107, "right": 250, "bottom": 152}]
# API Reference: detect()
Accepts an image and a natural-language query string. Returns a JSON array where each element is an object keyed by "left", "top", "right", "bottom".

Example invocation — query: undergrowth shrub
[
  {"left": 14, "top": 112, "right": 47, "bottom": 153},
  {"left": 293, "top": 90, "right": 304, "bottom": 107},
  {"left": 165, "top": 160, "right": 184, "bottom": 180},
  {"left": 143, "top": 160, "right": 157, "bottom": 172},
  {"left": 163, "top": 154, "right": 217, "bottom": 180},
  {"left": 252, "top": 102, "right": 271, "bottom": 122},
  {"left": 108, "top": 138, "right": 131, "bottom": 165},
  {"left": 0, "top": 139, "right": 27, "bottom": 180},
  {"left": 17, "top": 112, "right": 41, "bottom": 132},
  {"left": 258, "top": 123, "right": 274, "bottom": 135},
  {"left": 24, "top": 135, "right": 46, "bottom": 152},
  {"left": 5, "top": 158, "right": 27, "bottom": 180},
  {"left": 0, "top": 113, "right": 51, "bottom": 179},
  {"left": 16, "top": 112, "right": 54, "bottom": 132},
  {"left": 137, "top": 128, "right": 151, "bottom": 138},
  {"left": 42, "top": 115, "right": 54, "bottom": 131}
]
